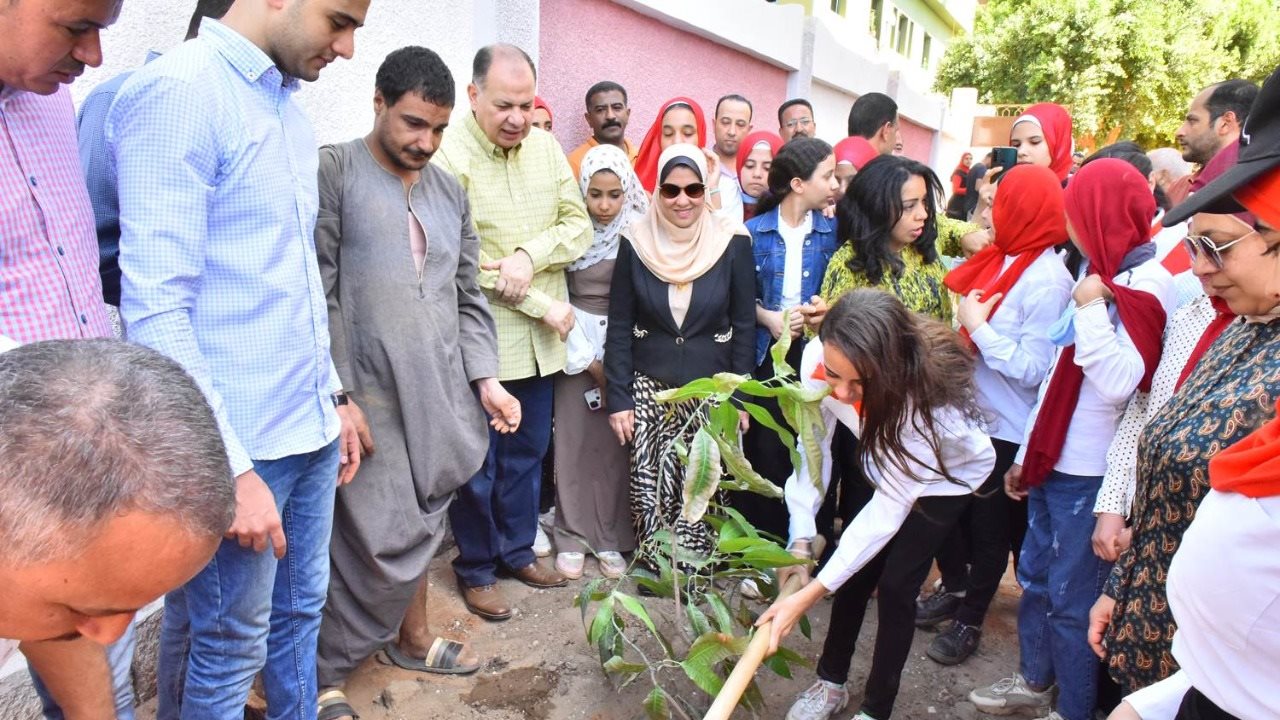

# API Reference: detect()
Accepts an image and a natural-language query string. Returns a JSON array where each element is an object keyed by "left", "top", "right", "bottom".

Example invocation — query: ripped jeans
[{"left": 1016, "top": 471, "right": 1112, "bottom": 720}]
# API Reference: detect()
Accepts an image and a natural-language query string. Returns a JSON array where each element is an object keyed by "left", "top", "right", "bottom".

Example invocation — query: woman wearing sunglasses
[
  {"left": 759, "top": 289, "right": 995, "bottom": 720},
  {"left": 603, "top": 143, "right": 755, "bottom": 568},
  {"left": 1089, "top": 171, "right": 1280, "bottom": 700}
]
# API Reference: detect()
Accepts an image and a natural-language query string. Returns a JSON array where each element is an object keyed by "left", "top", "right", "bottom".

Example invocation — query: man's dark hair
[
  {"left": 472, "top": 44, "right": 537, "bottom": 87},
  {"left": 376, "top": 46, "right": 455, "bottom": 108},
  {"left": 847, "top": 92, "right": 898, "bottom": 138},
  {"left": 716, "top": 93, "right": 753, "bottom": 120},
  {"left": 1083, "top": 140, "right": 1151, "bottom": 177},
  {"left": 585, "top": 80, "right": 627, "bottom": 110},
  {"left": 185, "top": 0, "right": 234, "bottom": 40},
  {"left": 777, "top": 98, "right": 813, "bottom": 126},
  {"left": 1205, "top": 79, "right": 1260, "bottom": 125}
]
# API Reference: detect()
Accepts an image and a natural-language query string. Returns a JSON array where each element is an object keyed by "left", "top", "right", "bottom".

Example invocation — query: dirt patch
[
  {"left": 135, "top": 548, "right": 1023, "bottom": 719},
  {"left": 462, "top": 667, "right": 562, "bottom": 720}
]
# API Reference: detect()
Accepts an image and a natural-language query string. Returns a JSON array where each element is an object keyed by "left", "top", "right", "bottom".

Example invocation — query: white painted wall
[{"left": 72, "top": 0, "right": 488, "bottom": 146}]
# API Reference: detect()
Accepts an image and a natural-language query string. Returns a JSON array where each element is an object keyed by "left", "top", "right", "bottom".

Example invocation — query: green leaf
[
  {"left": 679, "top": 632, "right": 749, "bottom": 696},
  {"left": 717, "top": 536, "right": 774, "bottom": 554},
  {"left": 706, "top": 592, "right": 735, "bottom": 634},
  {"left": 737, "top": 379, "right": 785, "bottom": 398},
  {"left": 643, "top": 687, "right": 671, "bottom": 720},
  {"left": 779, "top": 391, "right": 828, "bottom": 491},
  {"left": 708, "top": 399, "right": 741, "bottom": 438},
  {"left": 741, "top": 544, "right": 808, "bottom": 569},
  {"left": 719, "top": 506, "right": 761, "bottom": 539},
  {"left": 711, "top": 371, "right": 749, "bottom": 394},
  {"left": 686, "top": 603, "right": 713, "bottom": 637},
  {"left": 740, "top": 400, "right": 795, "bottom": 446},
  {"left": 575, "top": 577, "right": 605, "bottom": 627},
  {"left": 764, "top": 653, "right": 793, "bottom": 679},
  {"left": 680, "top": 427, "right": 722, "bottom": 525},
  {"left": 799, "top": 613, "right": 812, "bottom": 640},
  {"left": 654, "top": 377, "right": 718, "bottom": 404},
  {"left": 714, "top": 434, "right": 783, "bottom": 500},
  {"left": 613, "top": 591, "right": 673, "bottom": 656},
  {"left": 588, "top": 594, "right": 615, "bottom": 645},
  {"left": 602, "top": 655, "right": 647, "bottom": 676},
  {"left": 769, "top": 312, "right": 795, "bottom": 376}
]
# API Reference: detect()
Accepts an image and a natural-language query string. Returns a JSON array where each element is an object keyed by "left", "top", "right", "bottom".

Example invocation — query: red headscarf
[
  {"left": 1209, "top": 397, "right": 1280, "bottom": 498},
  {"left": 833, "top": 136, "right": 879, "bottom": 172},
  {"left": 1012, "top": 103, "right": 1074, "bottom": 183},
  {"left": 735, "top": 130, "right": 784, "bottom": 179},
  {"left": 633, "top": 97, "right": 707, "bottom": 192},
  {"left": 944, "top": 165, "right": 1066, "bottom": 346},
  {"left": 534, "top": 96, "right": 552, "bottom": 121},
  {"left": 1020, "top": 159, "right": 1167, "bottom": 487}
]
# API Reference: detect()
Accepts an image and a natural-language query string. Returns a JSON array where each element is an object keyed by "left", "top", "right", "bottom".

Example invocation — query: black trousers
[
  {"left": 1176, "top": 687, "right": 1240, "bottom": 720},
  {"left": 935, "top": 438, "right": 1027, "bottom": 627},
  {"left": 816, "top": 492, "right": 971, "bottom": 719},
  {"left": 734, "top": 341, "right": 805, "bottom": 540}
]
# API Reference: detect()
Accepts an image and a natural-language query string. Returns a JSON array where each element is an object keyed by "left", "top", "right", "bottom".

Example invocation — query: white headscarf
[{"left": 570, "top": 144, "right": 648, "bottom": 272}]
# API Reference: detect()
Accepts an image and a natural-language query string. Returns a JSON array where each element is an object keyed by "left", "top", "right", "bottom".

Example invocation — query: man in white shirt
[
  {"left": 710, "top": 93, "right": 751, "bottom": 221},
  {"left": 0, "top": 339, "right": 234, "bottom": 719}
]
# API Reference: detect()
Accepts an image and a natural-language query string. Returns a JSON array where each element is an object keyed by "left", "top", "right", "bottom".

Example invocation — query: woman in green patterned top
[{"left": 819, "top": 155, "right": 967, "bottom": 323}]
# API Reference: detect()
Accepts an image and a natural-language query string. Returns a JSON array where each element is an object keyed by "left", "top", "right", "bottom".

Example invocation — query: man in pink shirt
[{"left": 0, "top": 0, "right": 127, "bottom": 717}]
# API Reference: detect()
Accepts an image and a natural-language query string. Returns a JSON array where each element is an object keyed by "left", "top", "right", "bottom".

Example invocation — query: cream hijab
[{"left": 627, "top": 144, "right": 745, "bottom": 326}]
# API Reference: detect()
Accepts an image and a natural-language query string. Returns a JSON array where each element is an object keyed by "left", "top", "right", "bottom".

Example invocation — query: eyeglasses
[
  {"left": 658, "top": 182, "right": 706, "bottom": 200},
  {"left": 784, "top": 117, "right": 814, "bottom": 130},
  {"left": 1183, "top": 230, "right": 1256, "bottom": 269}
]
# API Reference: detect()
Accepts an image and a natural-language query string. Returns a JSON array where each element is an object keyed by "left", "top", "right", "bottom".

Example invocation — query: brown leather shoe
[
  {"left": 459, "top": 583, "right": 512, "bottom": 621},
  {"left": 508, "top": 561, "right": 568, "bottom": 589}
]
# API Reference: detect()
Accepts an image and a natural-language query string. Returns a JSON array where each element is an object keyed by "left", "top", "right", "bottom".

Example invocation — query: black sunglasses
[{"left": 658, "top": 182, "right": 706, "bottom": 200}]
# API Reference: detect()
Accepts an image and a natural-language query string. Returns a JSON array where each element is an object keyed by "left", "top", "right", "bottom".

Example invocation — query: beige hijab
[{"left": 627, "top": 143, "right": 745, "bottom": 326}]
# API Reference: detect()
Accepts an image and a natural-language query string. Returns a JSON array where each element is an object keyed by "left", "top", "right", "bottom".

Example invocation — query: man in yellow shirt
[
  {"left": 434, "top": 44, "right": 592, "bottom": 620},
  {"left": 566, "top": 80, "right": 637, "bottom": 179}
]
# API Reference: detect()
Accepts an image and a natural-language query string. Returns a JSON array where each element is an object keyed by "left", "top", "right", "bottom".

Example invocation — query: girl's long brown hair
[{"left": 818, "top": 288, "right": 982, "bottom": 486}]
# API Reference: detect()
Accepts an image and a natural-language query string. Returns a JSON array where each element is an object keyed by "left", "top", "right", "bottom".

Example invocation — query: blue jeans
[
  {"left": 450, "top": 375, "right": 553, "bottom": 587},
  {"left": 29, "top": 622, "right": 136, "bottom": 720},
  {"left": 157, "top": 441, "right": 339, "bottom": 720},
  {"left": 1017, "top": 471, "right": 1113, "bottom": 720}
]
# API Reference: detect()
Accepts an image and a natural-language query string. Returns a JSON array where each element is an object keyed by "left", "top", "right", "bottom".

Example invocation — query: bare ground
[{"left": 140, "top": 548, "right": 1023, "bottom": 720}]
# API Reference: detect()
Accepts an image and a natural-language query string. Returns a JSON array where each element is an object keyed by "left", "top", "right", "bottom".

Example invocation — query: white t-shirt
[
  {"left": 1015, "top": 257, "right": 1178, "bottom": 476},
  {"left": 968, "top": 249, "right": 1073, "bottom": 444},
  {"left": 784, "top": 339, "right": 996, "bottom": 592},
  {"left": 777, "top": 212, "right": 812, "bottom": 309},
  {"left": 1123, "top": 490, "right": 1280, "bottom": 718}
]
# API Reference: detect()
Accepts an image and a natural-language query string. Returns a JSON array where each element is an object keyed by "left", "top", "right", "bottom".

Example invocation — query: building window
[
  {"left": 922, "top": 33, "right": 932, "bottom": 69},
  {"left": 871, "top": 0, "right": 884, "bottom": 45},
  {"left": 830, "top": 0, "right": 844, "bottom": 13},
  {"left": 895, "top": 13, "right": 911, "bottom": 55}
]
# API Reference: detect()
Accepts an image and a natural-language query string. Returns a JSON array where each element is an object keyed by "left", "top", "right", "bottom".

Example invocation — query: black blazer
[{"left": 605, "top": 234, "right": 756, "bottom": 411}]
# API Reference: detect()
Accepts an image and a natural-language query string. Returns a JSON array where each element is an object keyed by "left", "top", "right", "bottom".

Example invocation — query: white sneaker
[
  {"left": 1032, "top": 713, "right": 1065, "bottom": 720},
  {"left": 851, "top": 714, "right": 879, "bottom": 720},
  {"left": 555, "top": 552, "right": 584, "bottom": 579},
  {"left": 533, "top": 525, "right": 552, "bottom": 557},
  {"left": 596, "top": 551, "right": 627, "bottom": 579},
  {"left": 785, "top": 679, "right": 849, "bottom": 720},
  {"left": 739, "top": 578, "right": 763, "bottom": 600},
  {"left": 968, "top": 673, "right": 1054, "bottom": 716}
]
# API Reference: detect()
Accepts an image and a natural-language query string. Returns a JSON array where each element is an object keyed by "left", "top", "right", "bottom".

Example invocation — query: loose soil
[{"left": 139, "top": 548, "right": 1022, "bottom": 720}]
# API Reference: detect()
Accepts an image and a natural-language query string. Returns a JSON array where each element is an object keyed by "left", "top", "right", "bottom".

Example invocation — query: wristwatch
[{"left": 332, "top": 391, "right": 350, "bottom": 407}]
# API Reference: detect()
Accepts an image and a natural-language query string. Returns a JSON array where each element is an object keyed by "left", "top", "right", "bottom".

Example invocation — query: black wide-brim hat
[{"left": 1165, "top": 65, "right": 1280, "bottom": 225}]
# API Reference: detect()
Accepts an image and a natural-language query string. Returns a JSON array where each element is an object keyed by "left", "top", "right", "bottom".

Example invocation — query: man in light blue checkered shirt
[{"left": 106, "top": 1, "right": 373, "bottom": 717}]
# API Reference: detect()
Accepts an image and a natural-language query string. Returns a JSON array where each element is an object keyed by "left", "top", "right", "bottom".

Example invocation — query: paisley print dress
[{"left": 1103, "top": 318, "right": 1280, "bottom": 693}]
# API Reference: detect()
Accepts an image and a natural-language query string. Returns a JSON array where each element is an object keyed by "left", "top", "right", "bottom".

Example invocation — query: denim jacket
[{"left": 747, "top": 207, "right": 839, "bottom": 366}]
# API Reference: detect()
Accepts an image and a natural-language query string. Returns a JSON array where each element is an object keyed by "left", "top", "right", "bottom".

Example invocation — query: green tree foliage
[{"left": 935, "top": 0, "right": 1280, "bottom": 148}]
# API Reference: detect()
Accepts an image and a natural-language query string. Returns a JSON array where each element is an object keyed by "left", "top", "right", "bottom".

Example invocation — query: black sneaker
[
  {"left": 927, "top": 621, "right": 981, "bottom": 665},
  {"left": 915, "top": 587, "right": 962, "bottom": 628}
]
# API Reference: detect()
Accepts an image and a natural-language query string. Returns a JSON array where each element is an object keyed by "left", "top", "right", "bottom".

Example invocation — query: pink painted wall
[
  {"left": 538, "top": 0, "right": 790, "bottom": 155},
  {"left": 898, "top": 116, "right": 935, "bottom": 164}
]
